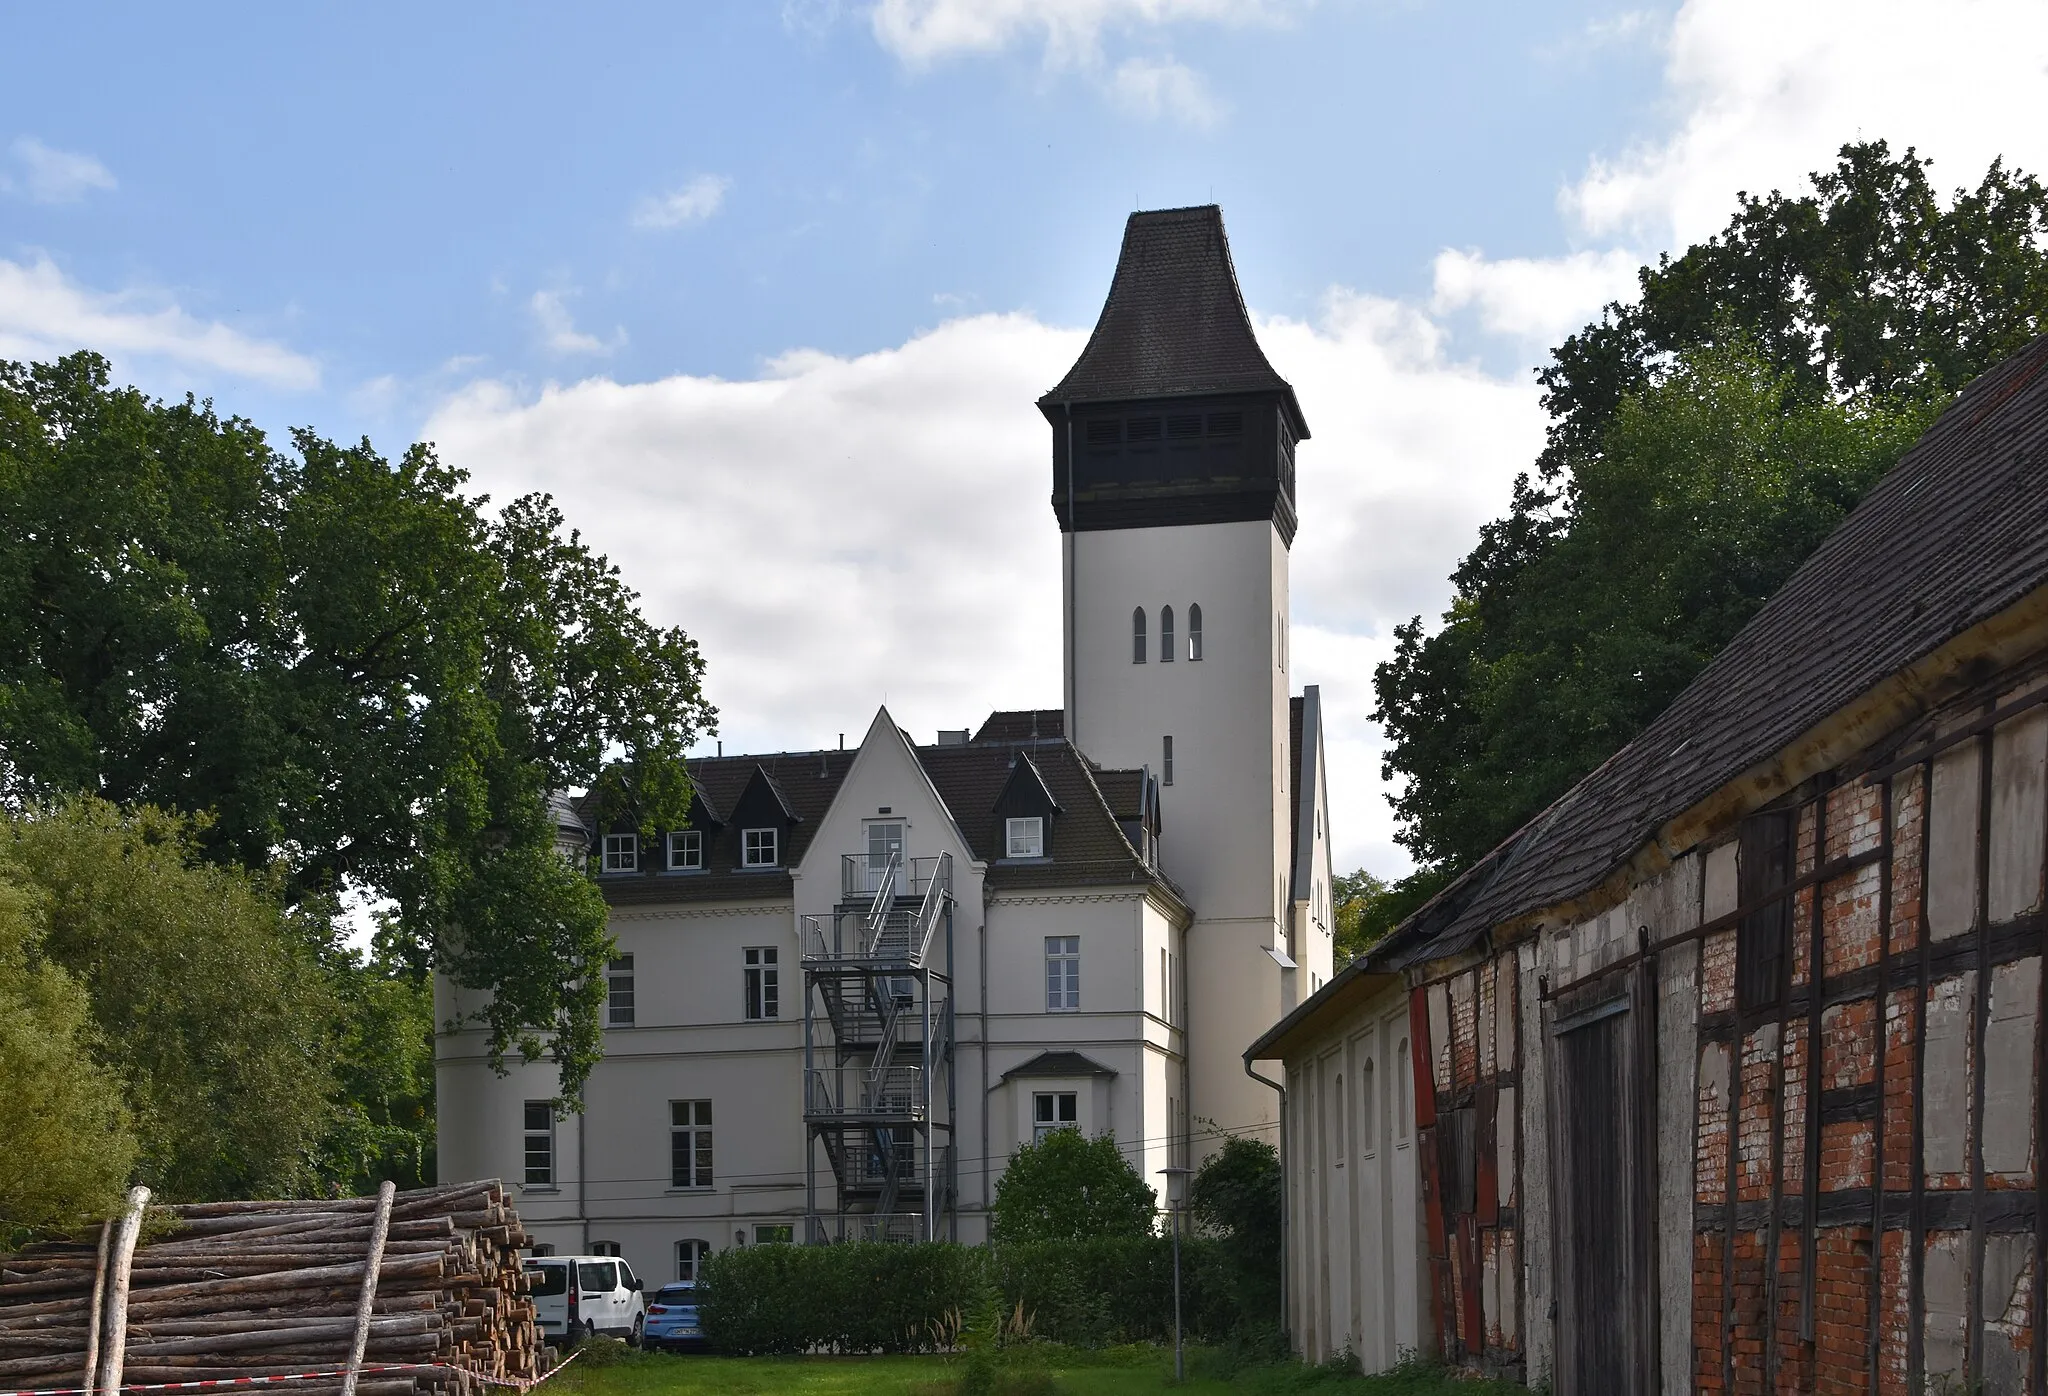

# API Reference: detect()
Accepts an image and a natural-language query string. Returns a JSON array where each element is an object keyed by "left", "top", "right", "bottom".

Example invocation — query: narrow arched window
[
  {"left": 1131, "top": 607, "right": 1147, "bottom": 664},
  {"left": 1396, "top": 1038, "right": 1411, "bottom": 1140},
  {"left": 1361, "top": 1058, "right": 1377, "bottom": 1152},
  {"left": 1159, "top": 606, "right": 1175, "bottom": 663},
  {"left": 1187, "top": 604, "right": 1203, "bottom": 661}
]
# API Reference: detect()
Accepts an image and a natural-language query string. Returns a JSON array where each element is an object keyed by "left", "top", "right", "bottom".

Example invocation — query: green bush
[
  {"left": 695, "top": 1235, "right": 1234, "bottom": 1355},
  {"left": 989, "top": 1130, "right": 1156, "bottom": 1242}
]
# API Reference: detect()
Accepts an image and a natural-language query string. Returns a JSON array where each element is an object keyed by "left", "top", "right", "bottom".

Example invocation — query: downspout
[
  {"left": 577, "top": 1100, "right": 589, "bottom": 1254},
  {"left": 1064, "top": 403, "right": 1077, "bottom": 747},
  {"left": 980, "top": 885, "right": 993, "bottom": 1232},
  {"left": 1245, "top": 1058, "right": 1289, "bottom": 1350}
]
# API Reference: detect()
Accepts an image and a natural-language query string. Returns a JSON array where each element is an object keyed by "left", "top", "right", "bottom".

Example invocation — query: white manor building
[{"left": 436, "top": 205, "right": 1338, "bottom": 1283}]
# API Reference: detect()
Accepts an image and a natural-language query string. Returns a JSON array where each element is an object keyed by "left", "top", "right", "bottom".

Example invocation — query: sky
[{"left": 5, "top": 0, "right": 2048, "bottom": 882}]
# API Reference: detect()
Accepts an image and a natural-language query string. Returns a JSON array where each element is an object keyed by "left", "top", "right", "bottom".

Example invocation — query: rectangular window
[
  {"left": 1737, "top": 810, "right": 1796, "bottom": 1010},
  {"left": 602, "top": 833, "right": 638, "bottom": 873},
  {"left": 1045, "top": 936, "right": 1079, "bottom": 1011},
  {"left": 667, "top": 830, "right": 703, "bottom": 871},
  {"left": 754, "top": 1224, "right": 793, "bottom": 1244},
  {"left": 588, "top": 1240, "right": 621, "bottom": 1258},
  {"left": 607, "top": 956, "right": 635, "bottom": 1027},
  {"left": 742, "top": 828, "right": 779, "bottom": 868},
  {"left": 744, "top": 946, "right": 780, "bottom": 1020},
  {"left": 522, "top": 1102, "right": 555, "bottom": 1187},
  {"left": 1162, "top": 735, "right": 1174, "bottom": 787},
  {"left": 670, "top": 1100, "right": 713, "bottom": 1188},
  {"left": 1005, "top": 816, "right": 1044, "bottom": 858},
  {"left": 676, "top": 1239, "right": 709, "bottom": 1283},
  {"left": 1033, "top": 1091, "right": 1078, "bottom": 1144},
  {"left": 577, "top": 1260, "right": 617, "bottom": 1293}
]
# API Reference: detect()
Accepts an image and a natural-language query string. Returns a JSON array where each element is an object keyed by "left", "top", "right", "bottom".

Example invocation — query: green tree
[
  {"left": 0, "top": 875, "right": 136, "bottom": 1243},
  {"left": 1, "top": 798, "right": 341, "bottom": 1201},
  {"left": 0, "top": 354, "right": 715, "bottom": 1102},
  {"left": 989, "top": 1129, "right": 1156, "bottom": 1243},
  {"left": 1372, "top": 141, "right": 2040, "bottom": 877},
  {"left": 315, "top": 934, "right": 437, "bottom": 1195},
  {"left": 1187, "top": 1136, "right": 1282, "bottom": 1336}
]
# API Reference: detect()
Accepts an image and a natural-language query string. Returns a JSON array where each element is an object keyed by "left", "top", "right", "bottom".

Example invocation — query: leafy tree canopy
[
  {"left": 2, "top": 799, "right": 342, "bottom": 1201},
  {"left": 988, "top": 1128, "right": 1156, "bottom": 1243},
  {"left": 0, "top": 873, "right": 135, "bottom": 1243},
  {"left": 1187, "top": 1136, "right": 1282, "bottom": 1336},
  {"left": 0, "top": 354, "right": 715, "bottom": 1101},
  {"left": 1372, "top": 142, "right": 2048, "bottom": 878}
]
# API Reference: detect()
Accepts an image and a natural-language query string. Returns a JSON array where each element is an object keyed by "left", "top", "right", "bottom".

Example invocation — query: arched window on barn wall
[
  {"left": 1361, "top": 1058, "right": 1377, "bottom": 1153},
  {"left": 1160, "top": 606, "right": 1175, "bottom": 662},
  {"left": 1188, "top": 604, "right": 1203, "bottom": 660},
  {"left": 1131, "top": 607, "right": 1146, "bottom": 664},
  {"left": 1396, "top": 1038, "right": 1411, "bottom": 1140}
]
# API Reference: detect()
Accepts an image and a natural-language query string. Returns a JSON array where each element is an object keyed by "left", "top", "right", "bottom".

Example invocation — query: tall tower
[{"left": 1040, "top": 205, "right": 1311, "bottom": 1151}]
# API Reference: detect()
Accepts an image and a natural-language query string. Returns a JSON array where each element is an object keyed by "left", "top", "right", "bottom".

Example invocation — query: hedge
[{"left": 696, "top": 1236, "right": 1240, "bottom": 1355}]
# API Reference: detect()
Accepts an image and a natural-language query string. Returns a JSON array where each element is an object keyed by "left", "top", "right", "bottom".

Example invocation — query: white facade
[{"left": 436, "top": 203, "right": 1336, "bottom": 1283}]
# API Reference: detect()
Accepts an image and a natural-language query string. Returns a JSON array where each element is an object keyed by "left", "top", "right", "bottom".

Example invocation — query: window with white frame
[
  {"left": 741, "top": 827, "right": 779, "bottom": 867},
  {"left": 606, "top": 956, "right": 635, "bottom": 1027},
  {"left": 1005, "top": 816, "right": 1044, "bottom": 859},
  {"left": 1160, "top": 605, "right": 1175, "bottom": 663},
  {"left": 1187, "top": 603, "right": 1203, "bottom": 661},
  {"left": 676, "top": 1239, "right": 710, "bottom": 1282},
  {"left": 522, "top": 1102, "right": 555, "bottom": 1187},
  {"left": 1033, "top": 1091, "right": 1078, "bottom": 1143},
  {"left": 589, "top": 1240, "right": 621, "bottom": 1257},
  {"left": 1131, "top": 607, "right": 1147, "bottom": 663},
  {"left": 670, "top": 1100, "right": 713, "bottom": 1188},
  {"left": 1045, "top": 936, "right": 1079, "bottom": 1011},
  {"left": 602, "top": 833, "right": 638, "bottom": 873},
  {"left": 667, "top": 830, "right": 703, "bottom": 871},
  {"left": 1361, "top": 1057, "right": 1377, "bottom": 1154},
  {"left": 743, "top": 946, "right": 779, "bottom": 1020}
]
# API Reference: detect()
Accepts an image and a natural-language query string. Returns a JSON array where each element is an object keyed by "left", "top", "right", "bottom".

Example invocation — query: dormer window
[
  {"left": 1188, "top": 604, "right": 1203, "bottom": 661},
  {"left": 742, "top": 827, "right": 780, "bottom": 868},
  {"left": 602, "top": 833, "right": 638, "bottom": 873},
  {"left": 667, "top": 830, "right": 703, "bottom": 872},
  {"left": 1132, "top": 607, "right": 1147, "bottom": 664},
  {"left": 1160, "top": 606, "right": 1175, "bottom": 663},
  {"left": 1006, "top": 817, "right": 1045, "bottom": 859}
]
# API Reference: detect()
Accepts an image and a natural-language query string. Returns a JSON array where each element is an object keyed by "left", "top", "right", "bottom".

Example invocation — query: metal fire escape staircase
[{"left": 802, "top": 850, "right": 956, "bottom": 1243}]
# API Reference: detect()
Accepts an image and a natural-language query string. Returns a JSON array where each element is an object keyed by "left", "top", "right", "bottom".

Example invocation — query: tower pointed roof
[{"left": 1041, "top": 205, "right": 1306, "bottom": 433}]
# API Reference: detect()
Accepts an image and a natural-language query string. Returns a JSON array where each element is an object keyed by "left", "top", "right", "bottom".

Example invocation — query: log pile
[{"left": 0, "top": 1182, "right": 547, "bottom": 1396}]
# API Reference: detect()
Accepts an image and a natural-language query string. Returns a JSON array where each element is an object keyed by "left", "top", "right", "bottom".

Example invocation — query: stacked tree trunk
[{"left": 0, "top": 1182, "right": 548, "bottom": 1396}]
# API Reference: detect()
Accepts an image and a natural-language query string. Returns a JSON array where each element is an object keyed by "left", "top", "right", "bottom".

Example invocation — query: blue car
[{"left": 642, "top": 1282, "right": 704, "bottom": 1351}]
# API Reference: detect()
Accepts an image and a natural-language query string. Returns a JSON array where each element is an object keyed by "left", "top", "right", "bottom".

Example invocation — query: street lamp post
[{"left": 1162, "top": 1164, "right": 1191, "bottom": 1385}]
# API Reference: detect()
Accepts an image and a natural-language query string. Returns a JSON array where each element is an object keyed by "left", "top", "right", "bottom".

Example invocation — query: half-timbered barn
[{"left": 1250, "top": 333, "right": 2048, "bottom": 1393}]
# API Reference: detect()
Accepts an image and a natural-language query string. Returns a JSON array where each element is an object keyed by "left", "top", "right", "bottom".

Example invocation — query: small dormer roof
[{"left": 731, "top": 764, "right": 800, "bottom": 827}]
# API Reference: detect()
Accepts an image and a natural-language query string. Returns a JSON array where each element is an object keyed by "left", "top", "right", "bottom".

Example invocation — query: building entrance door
[{"left": 865, "top": 821, "right": 905, "bottom": 896}]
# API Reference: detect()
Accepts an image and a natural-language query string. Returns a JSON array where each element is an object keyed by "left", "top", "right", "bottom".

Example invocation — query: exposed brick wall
[
  {"left": 1810, "top": 1226, "right": 1873, "bottom": 1394},
  {"left": 1695, "top": 1230, "right": 1727, "bottom": 1391},
  {"left": 1887, "top": 768, "right": 1923, "bottom": 956}
]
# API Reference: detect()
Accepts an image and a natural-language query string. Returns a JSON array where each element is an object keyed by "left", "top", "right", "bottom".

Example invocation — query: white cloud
[
  {"left": 869, "top": 0, "right": 1293, "bottom": 67},
  {"left": 0, "top": 255, "right": 318, "bottom": 389},
  {"left": 632, "top": 175, "right": 732, "bottom": 230},
  {"left": 423, "top": 297, "right": 1536, "bottom": 881},
  {"left": 1109, "top": 56, "right": 1225, "bottom": 127},
  {"left": 3, "top": 137, "right": 116, "bottom": 204},
  {"left": 1430, "top": 246, "right": 1643, "bottom": 345},
  {"left": 530, "top": 290, "right": 624, "bottom": 356},
  {"left": 1564, "top": 0, "right": 2048, "bottom": 245}
]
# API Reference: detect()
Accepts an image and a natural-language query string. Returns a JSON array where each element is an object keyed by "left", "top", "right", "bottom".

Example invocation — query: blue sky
[{"left": 5, "top": 1, "right": 2046, "bottom": 879}]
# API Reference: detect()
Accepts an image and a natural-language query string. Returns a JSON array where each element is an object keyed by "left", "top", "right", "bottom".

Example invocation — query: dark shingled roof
[
  {"left": 589, "top": 713, "right": 1185, "bottom": 912},
  {"left": 1001, "top": 1050, "right": 1117, "bottom": 1080},
  {"left": 973, "top": 709, "right": 1065, "bottom": 743},
  {"left": 1040, "top": 205, "right": 1305, "bottom": 430},
  {"left": 1376, "top": 334, "right": 2048, "bottom": 971}
]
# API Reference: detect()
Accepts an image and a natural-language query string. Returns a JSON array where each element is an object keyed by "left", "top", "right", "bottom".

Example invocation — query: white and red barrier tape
[{"left": 1, "top": 1348, "right": 583, "bottom": 1396}]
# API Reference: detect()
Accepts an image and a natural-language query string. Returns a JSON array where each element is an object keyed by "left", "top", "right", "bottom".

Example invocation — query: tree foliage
[
  {"left": 1, "top": 799, "right": 341, "bottom": 1201},
  {"left": 1373, "top": 142, "right": 2048, "bottom": 877},
  {"left": 0, "top": 354, "right": 715, "bottom": 1101},
  {"left": 0, "top": 874, "right": 135, "bottom": 1242},
  {"left": 1187, "top": 1136, "right": 1282, "bottom": 1337},
  {"left": 988, "top": 1129, "right": 1156, "bottom": 1243}
]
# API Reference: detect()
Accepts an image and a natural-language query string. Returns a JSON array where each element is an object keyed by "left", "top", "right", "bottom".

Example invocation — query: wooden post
[
  {"left": 340, "top": 1182, "right": 397, "bottom": 1396},
  {"left": 80, "top": 1220, "right": 111, "bottom": 1396},
  {"left": 97, "top": 1185, "right": 152, "bottom": 1396}
]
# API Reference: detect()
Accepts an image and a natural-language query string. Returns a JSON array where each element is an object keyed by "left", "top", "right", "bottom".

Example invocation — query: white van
[{"left": 524, "top": 1255, "right": 647, "bottom": 1346}]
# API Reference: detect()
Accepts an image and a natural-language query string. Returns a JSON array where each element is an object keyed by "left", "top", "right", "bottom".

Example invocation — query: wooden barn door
[{"left": 1548, "top": 959, "right": 1659, "bottom": 1394}]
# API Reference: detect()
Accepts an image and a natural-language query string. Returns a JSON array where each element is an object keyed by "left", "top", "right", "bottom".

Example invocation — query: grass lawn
[{"left": 544, "top": 1345, "right": 1525, "bottom": 1396}]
